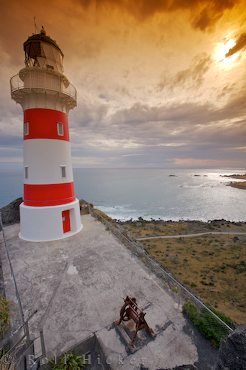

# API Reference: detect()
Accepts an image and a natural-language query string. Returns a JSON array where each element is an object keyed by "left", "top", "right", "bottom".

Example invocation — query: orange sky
[{"left": 0, "top": 0, "right": 245, "bottom": 168}]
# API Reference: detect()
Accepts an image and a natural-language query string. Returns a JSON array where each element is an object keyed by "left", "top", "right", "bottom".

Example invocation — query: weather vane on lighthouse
[{"left": 10, "top": 28, "right": 82, "bottom": 241}]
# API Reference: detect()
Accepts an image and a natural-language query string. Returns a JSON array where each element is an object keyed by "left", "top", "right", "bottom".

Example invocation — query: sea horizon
[{"left": 0, "top": 167, "right": 245, "bottom": 222}]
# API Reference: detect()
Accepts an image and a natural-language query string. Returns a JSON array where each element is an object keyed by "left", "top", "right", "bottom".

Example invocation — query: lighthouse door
[{"left": 62, "top": 210, "right": 71, "bottom": 233}]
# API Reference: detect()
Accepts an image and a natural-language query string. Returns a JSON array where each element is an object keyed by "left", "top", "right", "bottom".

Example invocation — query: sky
[{"left": 0, "top": 0, "right": 246, "bottom": 169}]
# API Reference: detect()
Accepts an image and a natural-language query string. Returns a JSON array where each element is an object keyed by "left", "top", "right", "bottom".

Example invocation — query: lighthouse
[{"left": 10, "top": 28, "right": 82, "bottom": 241}]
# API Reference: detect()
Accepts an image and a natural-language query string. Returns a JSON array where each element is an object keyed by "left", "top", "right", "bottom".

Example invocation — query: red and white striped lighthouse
[{"left": 10, "top": 28, "right": 82, "bottom": 241}]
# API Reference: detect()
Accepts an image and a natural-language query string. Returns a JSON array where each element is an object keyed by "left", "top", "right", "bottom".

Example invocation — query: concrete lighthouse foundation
[{"left": 19, "top": 199, "right": 82, "bottom": 241}]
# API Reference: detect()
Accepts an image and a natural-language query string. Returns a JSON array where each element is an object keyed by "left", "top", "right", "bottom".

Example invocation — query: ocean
[{"left": 0, "top": 168, "right": 245, "bottom": 221}]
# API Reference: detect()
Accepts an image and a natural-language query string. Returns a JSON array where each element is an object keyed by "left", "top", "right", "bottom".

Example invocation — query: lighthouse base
[{"left": 19, "top": 199, "right": 82, "bottom": 242}]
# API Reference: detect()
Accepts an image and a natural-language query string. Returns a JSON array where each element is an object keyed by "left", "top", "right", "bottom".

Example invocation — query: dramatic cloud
[
  {"left": 226, "top": 32, "right": 246, "bottom": 57},
  {"left": 0, "top": 0, "right": 245, "bottom": 168},
  {"left": 158, "top": 54, "right": 211, "bottom": 91},
  {"left": 66, "top": 87, "right": 246, "bottom": 168},
  {"left": 191, "top": 0, "right": 239, "bottom": 30},
  {"left": 78, "top": 0, "right": 239, "bottom": 30}
]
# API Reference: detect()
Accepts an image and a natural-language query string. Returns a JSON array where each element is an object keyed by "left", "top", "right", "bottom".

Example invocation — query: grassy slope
[
  {"left": 120, "top": 221, "right": 246, "bottom": 324},
  {"left": 121, "top": 220, "right": 246, "bottom": 239}
]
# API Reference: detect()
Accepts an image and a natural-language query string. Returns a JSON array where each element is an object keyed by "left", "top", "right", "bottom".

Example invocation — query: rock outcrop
[
  {"left": 215, "top": 325, "right": 246, "bottom": 370},
  {"left": 79, "top": 199, "right": 93, "bottom": 215},
  {"left": 0, "top": 198, "right": 22, "bottom": 227}
]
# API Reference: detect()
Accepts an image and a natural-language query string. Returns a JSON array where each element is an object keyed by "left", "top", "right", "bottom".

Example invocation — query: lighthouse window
[
  {"left": 24, "top": 166, "right": 29, "bottom": 179},
  {"left": 57, "top": 122, "right": 64, "bottom": 136},
  {"left": 24, "top": 122, "right": 29, "bottom": 136},
  {"left": 60, "top": 166, "right": 66, "bottom": 178}
]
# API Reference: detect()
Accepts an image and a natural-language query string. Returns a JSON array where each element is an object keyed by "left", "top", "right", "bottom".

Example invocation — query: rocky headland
[
  {"left": 221, "top": 174, "right": 246, "bottom": 190},
  {"left": 1, "top": 199, "right": 246, "bottom": 368}
]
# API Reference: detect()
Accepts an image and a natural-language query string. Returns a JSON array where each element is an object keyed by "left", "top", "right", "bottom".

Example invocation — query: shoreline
[
  {"left": 96, "top": 206, "right": 246, "bottom": 223},
  {"left": 1, "top": 198, "right": 246, "bottom": 226},
  {"left": 228, "top": 181, "right": 246, "bottom": 190},
  {"left": 112, "top": 215, "right": 246, "bottom": 223},
  {"left": 221, "top": 173, "right": 246, "bottom": 190}
]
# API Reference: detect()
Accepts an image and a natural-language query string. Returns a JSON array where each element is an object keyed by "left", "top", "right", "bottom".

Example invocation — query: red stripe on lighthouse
[
  {"left": 24, "top": 183, "right": 75, "bottom": 206},
  {"left": 24, "top": 109, "right": 69, "bottom": 141}
]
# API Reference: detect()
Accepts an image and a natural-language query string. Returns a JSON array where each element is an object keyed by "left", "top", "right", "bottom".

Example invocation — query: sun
[{"left": 214, "top": 39, "right": 238, "bottom": 67}]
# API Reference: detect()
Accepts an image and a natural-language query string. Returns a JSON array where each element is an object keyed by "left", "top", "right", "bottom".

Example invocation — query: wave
[{"left": 178, "top": 182, "right": 221, "bottom": 189}]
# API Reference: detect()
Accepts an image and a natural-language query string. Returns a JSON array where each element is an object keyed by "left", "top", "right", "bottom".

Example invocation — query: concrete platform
[{"left": 0, "top": 215, "right": 217, "bottom": 369}]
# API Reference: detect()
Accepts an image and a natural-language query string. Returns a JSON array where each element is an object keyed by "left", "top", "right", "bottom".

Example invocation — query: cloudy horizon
[{"left": 0, "top": 0, "right": 246, "bottom": 169}]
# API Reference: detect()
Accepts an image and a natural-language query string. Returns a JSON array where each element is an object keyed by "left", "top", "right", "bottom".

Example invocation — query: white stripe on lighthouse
[{"left": 23, "top": 139, "right": 74, "bottom": 184}]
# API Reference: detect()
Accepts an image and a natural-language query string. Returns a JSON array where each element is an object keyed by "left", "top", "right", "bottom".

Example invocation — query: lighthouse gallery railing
[{"left": 10, "top": 71, "right": 77, "bottom": 102}]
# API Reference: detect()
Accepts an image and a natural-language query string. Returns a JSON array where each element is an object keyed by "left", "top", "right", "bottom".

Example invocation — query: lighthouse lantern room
[{"left": 10, "top": 28, "right": 82, "bottom": 241}]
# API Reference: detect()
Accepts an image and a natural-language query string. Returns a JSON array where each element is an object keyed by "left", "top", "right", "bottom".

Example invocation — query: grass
[
  {"left": 142, "top": 234, "right": 246, "bottom": 323},
  {"left": 0, "top": 295, "right": 9, "bottom": 338},
  {"left": 183, "top": 301, "right": 231, "bottom": 347},
  {"left": 109, "top": 217, "right": 246, "bottom": 323},
  {"left": 120, "top": 219, "right": 246, "bottom": 239},
  {"left": 50, "top": 353, "right": 85, "bottom": 370}
]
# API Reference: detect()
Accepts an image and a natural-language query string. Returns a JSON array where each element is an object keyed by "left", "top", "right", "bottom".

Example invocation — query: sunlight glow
[{"left": 214, "top": 38, "right": 239, "bottom": 67}]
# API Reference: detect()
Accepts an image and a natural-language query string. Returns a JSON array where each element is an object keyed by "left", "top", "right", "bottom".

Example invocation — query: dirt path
[{"left": 137, "top": 231, "right": 246, "bottom": 240}]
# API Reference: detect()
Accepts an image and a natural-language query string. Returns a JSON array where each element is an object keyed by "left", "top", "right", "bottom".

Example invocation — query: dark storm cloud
[
  {"left": 158, "top": 54, "right": 211, "bottom": 91},
  {"left": 78, "top": 0, "right": 239, "bottom": 30},
  {"left": 191, "top": 0, "right": 238, "bottom": 31},
  {"left": 0, "top": 0, "right": 241, "bottom": 69},
  {"left": 226, "top": 33, "right": 246, "bottom": 57}
]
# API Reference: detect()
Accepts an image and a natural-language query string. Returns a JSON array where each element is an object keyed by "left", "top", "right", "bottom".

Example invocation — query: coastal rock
[
  {"left": 79, "top": 199, "right": 93, "bottom": 215},
  {"left": 0, "top": 197, "right": 22, "bottom": 227},
  {"left": 221, "top": 173, "right": 246, "bottom": 179},
  {"left": 215, "top": 325, "right": 246, "bottom": 370},
  {"left": 228, "top": 181, "right": 246, "bottom": 190}
]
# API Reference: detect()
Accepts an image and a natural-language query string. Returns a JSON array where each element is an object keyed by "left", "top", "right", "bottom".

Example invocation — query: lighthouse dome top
[{"left": 23, "top": 27, "right": 64, "bottom": 73}]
